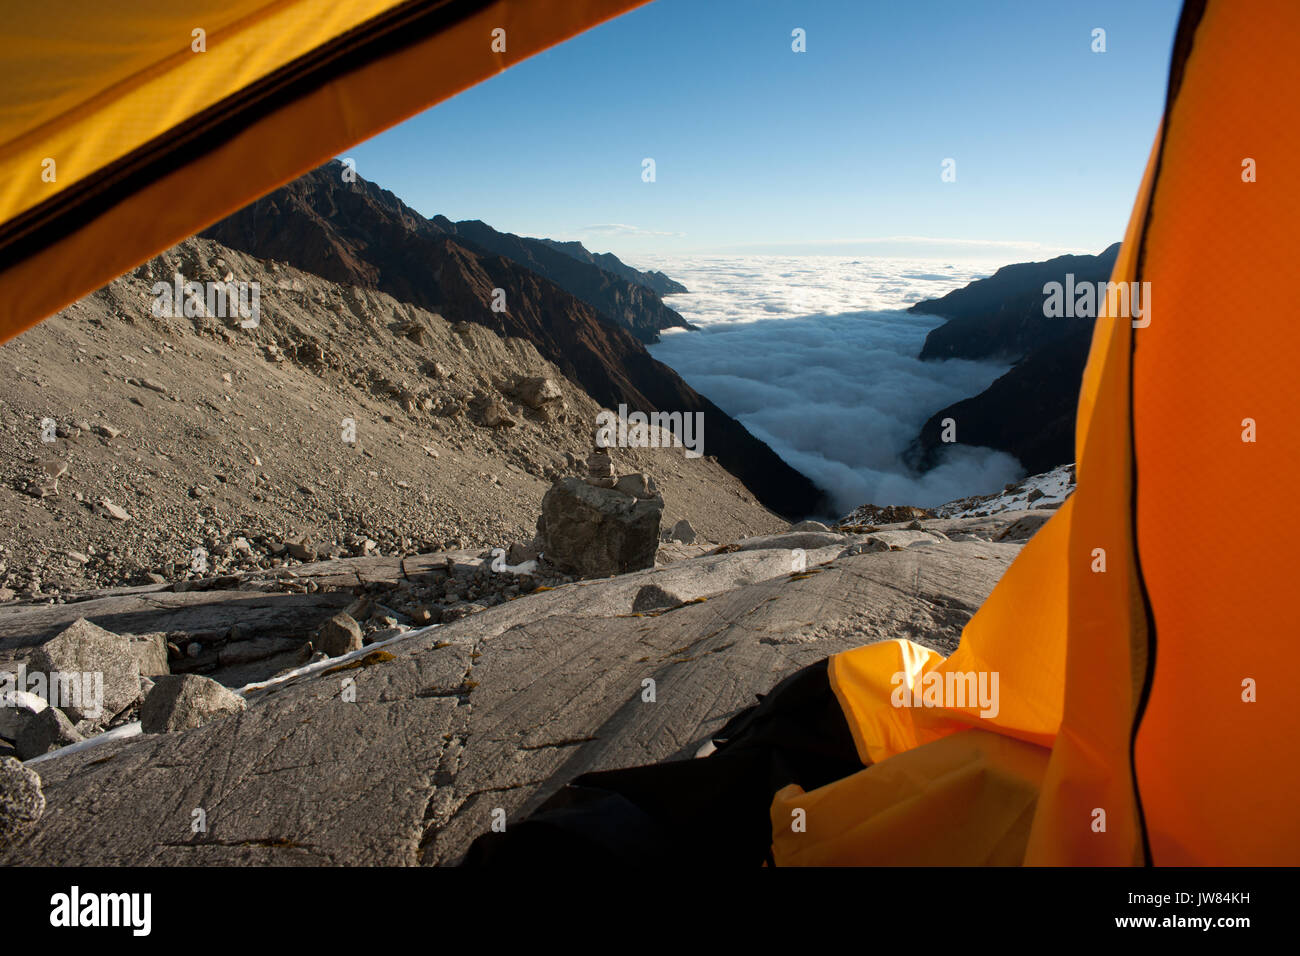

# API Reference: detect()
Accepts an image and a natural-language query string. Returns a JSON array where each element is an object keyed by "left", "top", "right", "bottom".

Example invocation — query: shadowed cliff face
[
  {"left": 911, "top": 243, "right": 1121, "bottom": 361},
  {"left": 907, "top": 244, "right": 1120, "bottom": 474},
  {"left": 202, "top": 163, "right": 827, "bottom": 519},
  {"left": 911, "top": 325, "right": 1093, "bottom": 475}
]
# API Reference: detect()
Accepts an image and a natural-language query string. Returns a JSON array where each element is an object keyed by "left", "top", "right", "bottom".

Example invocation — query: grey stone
[
  {"left": 317, "top": 613, "right": 363, "bottom": 657},
  {"left": 506, "top": 541, "right": 539, "bottom": 565},
  {"left": 0, "top": 691, "right": 48, "bottom": 741},
  {"left": 285, "top": 540, "right": 316, "bottom": 562},
  {"left": 668, "top": 518, "right": 696, "bottom": 544},
  {"left": 838, "top": 537, "right": 891, "bottom": 558},
  {"left": 29, "top": 618, "right": 141, "bottom": 723},
  {"left": 15, "top": 707, "right": 82, "bottom": 760},
  {"left": 125, "top": 632, "right": 170, "bottom": 677},
  {"left": 539, "top": 477, "right": 662, "bottom": 577},
  {"left": 482, "top": 401, "right": 516, "bottom": 429},
  {"left": 140, "top": 675, "right": 246, "bottom": 734},
  {"left": 585, "top": 447, "right": 614, "bottom": 479},
  {"left": 995, "top": 513, "right": 1052, "bottom": 542},
  {"left": 96, "top": 499, "right": 131, "bottom": 521},
  {"left": 0, "top": 757, "right": 44, "bottom": 842}
]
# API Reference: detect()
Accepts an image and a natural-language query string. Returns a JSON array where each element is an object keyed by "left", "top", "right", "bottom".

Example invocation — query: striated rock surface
[{"left": 0, "top": 509, "right": 1038, "bottom": 866}]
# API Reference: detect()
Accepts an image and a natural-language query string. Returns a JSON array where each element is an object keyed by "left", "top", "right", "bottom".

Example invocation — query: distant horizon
[{"left": 343, "top": 159, "right": 1117, "bottom": 269}]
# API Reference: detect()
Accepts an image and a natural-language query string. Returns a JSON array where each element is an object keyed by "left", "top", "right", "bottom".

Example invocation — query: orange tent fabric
[
  {"left": 0, "top": 0, "right": 646, "bottom": 345},
  {"left": 773, "top": 0, "right": 1300, "bottom": 866}
]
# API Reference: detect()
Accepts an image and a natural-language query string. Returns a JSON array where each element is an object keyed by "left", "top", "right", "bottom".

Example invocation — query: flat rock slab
[
  {"left": 1, "top": 539, "right": 1018, "bottom": 866},
  {"left": 0, "top": 590, "right": 352, "bottom": 655}
]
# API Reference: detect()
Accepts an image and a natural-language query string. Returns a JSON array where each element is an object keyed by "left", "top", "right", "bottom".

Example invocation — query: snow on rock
[
  {"left": 932, "top": 463, "right": 1076, "bottom": 519},
  {"left": 836, "top": 463, "right": 1076, "bottom": 526}
]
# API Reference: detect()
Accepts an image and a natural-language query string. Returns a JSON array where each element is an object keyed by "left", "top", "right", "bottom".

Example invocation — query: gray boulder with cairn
[{"left": 537, "top": 438, "right": 663, "bottom": 577}]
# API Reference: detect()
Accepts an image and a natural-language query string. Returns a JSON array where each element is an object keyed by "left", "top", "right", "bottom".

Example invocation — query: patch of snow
[
  {"left": 934, "top": 463, "right": 1076, "bottom": 518},
  {"left": 26, "top": 721, "right": 142, "bottom": 766},
  {"left": 236, "top": 622, "right": 441, "bottom": 697}
]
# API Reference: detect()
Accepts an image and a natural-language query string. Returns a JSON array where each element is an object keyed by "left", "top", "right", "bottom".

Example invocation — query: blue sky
[{"left": 344, "top": 0, "right": 1183, "bottom": 261}]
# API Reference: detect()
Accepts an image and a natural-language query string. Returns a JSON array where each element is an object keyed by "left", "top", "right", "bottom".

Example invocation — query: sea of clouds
[{"left": 637, "top": 255, "right": 1026, "bottom": 517}]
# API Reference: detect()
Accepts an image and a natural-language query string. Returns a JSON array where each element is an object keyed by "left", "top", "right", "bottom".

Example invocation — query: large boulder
[
  {"left": 29, "top": 618, "right": 141, "bottom": 724},
  {"left": 539, "top": 477, "right": 663, "bottom": 577},
  {"left": 140, "top": 675, "right": 246, "bottom": 734},
  {"left": 0, "top": 757, "right": 44, "bottom": 843},
  {"left": 482, "top": 401, "right": 516, "bottom": 429}
]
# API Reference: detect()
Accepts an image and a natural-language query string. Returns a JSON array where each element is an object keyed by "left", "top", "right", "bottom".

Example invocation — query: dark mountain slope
[
  {"left": 435, "top": 218, "right": 693, "bottom": 342},
  {"left": 911, "top": 243, "right": 1120, "bottom": 361},
  {"left": 202, "top": 162, "right": 826, "bottom": 518},
  {"left": 907, "top": 244, "right": 1120, "bottom": 473},
  {"left": 910, "top": 325, "right": 1093, "bottom": 475}
]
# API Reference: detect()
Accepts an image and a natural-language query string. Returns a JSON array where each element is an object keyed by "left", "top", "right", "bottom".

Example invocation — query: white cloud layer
[{"left": 641, "top": 255, "right": 1027, "bottom": 516}]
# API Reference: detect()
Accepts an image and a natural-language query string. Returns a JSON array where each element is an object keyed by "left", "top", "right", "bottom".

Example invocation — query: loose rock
[
  {"left": 0, "top": 757, "right": 45, "bottom": 842},
  {"left": 140, "top": 675, "right": 246, "bottom": 734},
  {"left": 668, "top": 518, "right": 696, "bottom": 544},
  {"left": 317, "top": 613, "right": 364, "bottom": 657},
  {"left": 15, "top": 707, "right": 83, "bottom": 760},
  {"left": 29, "top": 618, "right": 141, "bottom": 724}
]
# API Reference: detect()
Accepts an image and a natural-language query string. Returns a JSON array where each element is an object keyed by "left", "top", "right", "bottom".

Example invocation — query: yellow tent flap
[{"left": 0, "top": 0, "right": 646, "bottom": 344}]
